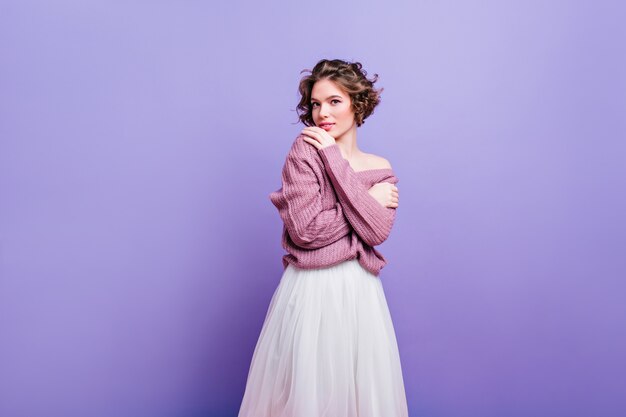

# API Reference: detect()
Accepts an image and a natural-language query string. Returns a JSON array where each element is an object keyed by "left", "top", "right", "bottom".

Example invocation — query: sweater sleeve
[
  {"left": 269, "top": 146, "right": 352, "bottom": 249},
  {"left": 317, "top": 144, "right": 398, "bottom": 247}
]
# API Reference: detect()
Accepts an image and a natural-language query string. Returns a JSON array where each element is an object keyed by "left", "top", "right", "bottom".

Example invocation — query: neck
[{"left": 334, "top": 123, "right": 360, "bottom": 159}]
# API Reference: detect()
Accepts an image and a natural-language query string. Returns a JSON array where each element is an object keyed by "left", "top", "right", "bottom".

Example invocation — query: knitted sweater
[{"left": 269, "top": 134, "right": 399, "bottom": 276}]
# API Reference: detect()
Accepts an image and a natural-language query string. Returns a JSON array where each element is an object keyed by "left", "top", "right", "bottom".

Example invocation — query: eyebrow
[{"left": 310, "top": 95, "right": 343, "bottom": 102}]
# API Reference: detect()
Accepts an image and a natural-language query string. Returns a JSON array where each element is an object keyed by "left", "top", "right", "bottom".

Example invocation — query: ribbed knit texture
[{"left": 269, "top": 134, "right": 399, "bottom": 276}]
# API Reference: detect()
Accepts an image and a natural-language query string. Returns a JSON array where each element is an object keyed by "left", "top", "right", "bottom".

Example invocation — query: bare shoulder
[{"left": 364, "top": 152, "right": 392, "bottom": 170}]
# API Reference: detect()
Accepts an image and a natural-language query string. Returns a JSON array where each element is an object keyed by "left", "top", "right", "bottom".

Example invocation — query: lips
[{"left": 319, "top": 123, "right": 335, "bottom": 129}]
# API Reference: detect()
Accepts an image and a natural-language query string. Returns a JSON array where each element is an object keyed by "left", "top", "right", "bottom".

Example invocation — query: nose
[{"left": 318, "top": 103, "right": 330, "bottom": 118}]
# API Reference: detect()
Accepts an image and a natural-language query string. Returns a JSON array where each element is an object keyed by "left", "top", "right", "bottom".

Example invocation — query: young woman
[{"left": 238, "top": 59, "right": 408, "bottom": 417}]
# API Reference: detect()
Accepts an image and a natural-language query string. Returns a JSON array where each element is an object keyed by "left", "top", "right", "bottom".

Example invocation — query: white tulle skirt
[{"left": 238, "top": 259, "right": 409, "bottom": 417}]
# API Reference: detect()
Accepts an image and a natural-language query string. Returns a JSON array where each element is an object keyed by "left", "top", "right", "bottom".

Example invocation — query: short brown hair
[{"left": 296, "top": 59, "right": 384, "bottom": 128}]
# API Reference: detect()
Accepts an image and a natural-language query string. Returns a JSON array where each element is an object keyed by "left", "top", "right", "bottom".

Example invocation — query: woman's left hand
[{"left": 300, "top": 126, "right": 336, "bottom": 150}]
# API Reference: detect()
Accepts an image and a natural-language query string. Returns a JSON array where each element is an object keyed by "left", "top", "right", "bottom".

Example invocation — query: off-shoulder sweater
[{"left": 268, "top": 134, "right": 399, "bottom": 276}]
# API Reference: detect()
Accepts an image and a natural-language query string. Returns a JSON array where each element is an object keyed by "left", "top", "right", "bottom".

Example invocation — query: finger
[
  {"left": 302, "top": 137, "right": 321, "bottom": 149},
  {"left": 301, "top": 132, "right": 321, "bottom": 140},
  {"left": 301, "top": 132, "right": 320, "bottom": 141},
  {"left": 301, "top": 133, "right": 320, "bottom": 143}
]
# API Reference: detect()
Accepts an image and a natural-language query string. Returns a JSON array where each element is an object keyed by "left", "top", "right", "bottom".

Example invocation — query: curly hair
[{"left": 295, "top": 59, "right": 384, "bottom": 128}]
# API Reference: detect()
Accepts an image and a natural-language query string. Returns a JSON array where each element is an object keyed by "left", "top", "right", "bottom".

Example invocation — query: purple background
[{"left": 1, "top": 1, "right": 625, "bottom": 416}]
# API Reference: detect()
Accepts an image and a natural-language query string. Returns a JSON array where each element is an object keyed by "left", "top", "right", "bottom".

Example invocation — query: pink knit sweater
[{"left": 269, "top": 134, "right": 399, "bottom": 276}]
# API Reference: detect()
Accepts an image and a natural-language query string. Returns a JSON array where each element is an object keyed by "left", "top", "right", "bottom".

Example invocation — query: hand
[
  {"left": 368, "top": 182, "right": 399, "bottom": 208},
  {"left": 300, "top": 126, "right": 336, "bottom": 150}
]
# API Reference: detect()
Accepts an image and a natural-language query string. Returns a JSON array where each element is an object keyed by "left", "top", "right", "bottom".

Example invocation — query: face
[{"left": 310, "top": 78, "right": 356, "bottom": 139}]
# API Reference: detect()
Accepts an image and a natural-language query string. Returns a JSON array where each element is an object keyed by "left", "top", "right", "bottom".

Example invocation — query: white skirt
[{"left": 238, "top": 259, "right": 409, "bottom": 417}]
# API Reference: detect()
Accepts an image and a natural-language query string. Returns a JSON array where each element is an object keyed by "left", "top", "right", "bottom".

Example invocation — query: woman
[{"left": 238, "top": 59, "right": 408, "bottom": 417}]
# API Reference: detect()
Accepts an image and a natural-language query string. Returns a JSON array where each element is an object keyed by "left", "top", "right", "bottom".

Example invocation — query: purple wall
[{"left": 1, "top": 1, "right": 624, "bottom": 416}]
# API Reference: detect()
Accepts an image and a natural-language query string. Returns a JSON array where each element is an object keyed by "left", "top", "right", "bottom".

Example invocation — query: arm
[
  {"left": 269, "top": 147, "right": 352, "bottom": 249},
  {"left": 317, "top": 144, "right": 398, "bottom": 246}
]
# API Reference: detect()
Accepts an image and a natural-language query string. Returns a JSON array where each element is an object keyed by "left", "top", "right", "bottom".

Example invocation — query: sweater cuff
[{"left": 318, "top": 144, "right": 348, "bottom": 170}]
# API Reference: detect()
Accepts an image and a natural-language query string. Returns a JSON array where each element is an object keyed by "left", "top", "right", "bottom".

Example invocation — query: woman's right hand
[{"left": 368, "top": 182, "right": 399, "bottom": 208}]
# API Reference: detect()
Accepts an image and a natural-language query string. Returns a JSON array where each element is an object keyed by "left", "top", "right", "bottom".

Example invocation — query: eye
[{"left": 311, "top": 100, "right": 341, "bottom": 107}]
